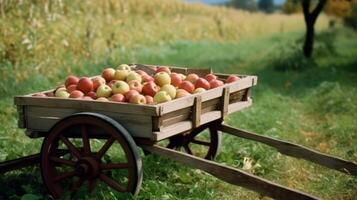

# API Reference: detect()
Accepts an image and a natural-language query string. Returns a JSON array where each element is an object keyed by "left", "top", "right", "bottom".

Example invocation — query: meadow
[{"left": 1, "top": 0, "right": 356, "bottom": 200}]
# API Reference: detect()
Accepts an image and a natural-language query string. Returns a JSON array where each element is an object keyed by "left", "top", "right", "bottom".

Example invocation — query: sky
[{"left": 186, "top": 0, "right": 286, "bottom": 5}]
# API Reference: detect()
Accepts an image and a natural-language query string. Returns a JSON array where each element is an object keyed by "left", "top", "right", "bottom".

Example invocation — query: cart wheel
[
  {"left": 167, "top": 121, "right": 221, "bottom": 160},
  {"left": 40, "top": 113, "right": 142, "bottom": 199}
]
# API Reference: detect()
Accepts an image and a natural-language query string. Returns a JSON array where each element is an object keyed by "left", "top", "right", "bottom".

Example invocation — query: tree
[
  {"left": 282, "top": 0, "right": 301, "bottom": 14},
  {"left": 302, "top": 0, "right": 327, "bottom": 58},
  {"left": 230, "top": 0, "right": 258, "bottom": 11},
  {"left": 325, "top": 0, "right": 352, "bottom": 18},
  {"left": 258, "top": 0, "right": 274, "bottom": 13}
]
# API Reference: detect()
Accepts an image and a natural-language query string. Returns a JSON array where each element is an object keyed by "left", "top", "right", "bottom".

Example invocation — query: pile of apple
[{"left": 37, "top": 64, "right": 240, "bottom": 105}]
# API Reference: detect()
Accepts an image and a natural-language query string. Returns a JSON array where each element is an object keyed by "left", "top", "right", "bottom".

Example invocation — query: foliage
[
  {"left": 344, "top": 3, "right": 357, "bottom": 29},
  {"left": 228, "top": 0, "right": 258, "bottom": 11},
  {"left": 258, "top": 0, "right": 275, "bottom": 13},
  {"left": 324, "top": 0, "right": 353, "bottom": 18},
  {"left": 282, "top": 0, "right": 301, "bottom": 14}
]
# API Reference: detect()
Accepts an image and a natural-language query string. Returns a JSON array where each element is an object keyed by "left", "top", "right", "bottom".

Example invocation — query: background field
[{"left": 0, "top": 0, "right": 356, "bottom": 200}]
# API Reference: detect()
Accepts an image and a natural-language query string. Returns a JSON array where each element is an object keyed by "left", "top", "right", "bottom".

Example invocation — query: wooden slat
[
  {"left": 16, "top": 105, "right": 26, "bottom": 128},
  {"left": 219, "top": 125, "right": 357, "bottom": 176},
  {"left": 228, "top": 76, "right": 257, "bottom": 93},
  {"left": 25, "top": 106, "right": 153, "bottom": 138},
  {"left": 221, "top": 87, "right": 230, "bottom": 118},
  {"left": 200, "top": 111, "right": 221, "bottom": 125},
  {"left": 158, "top": 95, "right": 195, "bottom": 115},
  {"left": 227, "top": 98, "right": 253, "bottom": 114},
  {"left": 192, "top": 96, "right": 202, "bottom": 128},
  {"left": 14, "top": 96, "right": 160, "bottom": 116},
  {"left": 141, "top": 145, "right": 319, "bottom": 200}
]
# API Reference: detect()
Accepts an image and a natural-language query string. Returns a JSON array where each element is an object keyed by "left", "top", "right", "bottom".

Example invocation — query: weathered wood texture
[
  {"left": 141, "top": 145, "right": 319, "bottom": 200},
  {"left": 14, "top": 65, "right": 257, "bottom": 141},
  {"left": 220, "top": 125, "right": 357, "bottom": 176}
]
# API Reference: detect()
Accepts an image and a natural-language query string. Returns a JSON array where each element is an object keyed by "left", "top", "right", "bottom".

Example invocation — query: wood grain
[
  {"left": 220, "top": 124, "right": 357, "bottom": 176},
  {"left": 141, "top": 145, "right": 319, "bottom": 200}
]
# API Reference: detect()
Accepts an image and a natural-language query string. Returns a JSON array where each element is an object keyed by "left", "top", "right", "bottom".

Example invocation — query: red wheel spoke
[
  {"left": 191, "top": 139, "right": 211, "bottom": 146},
  {"left": 184, "top": 145, "right": 193, "bottom": 155},
  {"left": 50, "top": 156, "right": 75, "bottom": 166},
  {"left": 96, "top": 137, "right": 115, "bottom": 159},
  {"left": 60, "top": 136, "right": 81, "bottom": 158},
  {"left": 88, "top": 179, "right": 97, "bottom": 192},
  {"left": 81, "top": 125, "right": 91, "bottom": 156},
  {"left": 53, "top": 171, "right": 77, "bottom": 182},
  {"left": 101, "top": 163, "right": 131, "bottom": 170},
  {"left": 99, "top": 173, "right": 127, "bottom": 192}
]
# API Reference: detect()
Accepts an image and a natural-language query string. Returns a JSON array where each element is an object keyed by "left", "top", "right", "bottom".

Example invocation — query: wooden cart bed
[{"left": 14, "top": 65, "right": 257, "bottom": 141}]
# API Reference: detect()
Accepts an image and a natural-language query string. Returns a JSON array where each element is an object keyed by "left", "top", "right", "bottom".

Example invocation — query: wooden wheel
[
  {"left": 40, "top": 113, "right": 142, "bottom": 199},
  {"left": 167, "top": 121, "right": 221, "bottom": 160}
]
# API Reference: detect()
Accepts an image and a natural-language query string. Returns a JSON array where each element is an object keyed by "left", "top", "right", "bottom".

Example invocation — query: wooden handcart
[{"left": 1, "top": 64, "right": 356, "bottom": 199}]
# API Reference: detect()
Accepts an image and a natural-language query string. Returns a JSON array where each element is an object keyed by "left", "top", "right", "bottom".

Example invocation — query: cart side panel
[{"left": 24, "top": 106, "right": 153, "bottom": 138}]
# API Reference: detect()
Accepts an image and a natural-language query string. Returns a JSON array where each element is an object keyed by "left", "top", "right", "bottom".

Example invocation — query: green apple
[
  {"left": 193, "top": 87, "right": 206, "bottom": 94},
  {"left": 160, "top": 84, "right": 176, "bottom": 99},
  {"left": 96, "top": 84, "right": 112, "bottom": 98},
  {"left": 126, "top": 72, "right": 142, "bottom": 83},
  {"left": 154, "top": 91, "right": 172, "bottom": 103},
  {"left": 55, "top": 90, "right": 70, "bottom": 98},
  {"left": 117, "top": 64, "right": 131, "bottom": 71},
  {"left": 112, "top": 80, "right": 130, "bottom": 94},
  {"left": 154, "top": 72, "right": 171, "bottom": 87},
  {"left": 114, "top": 69, "right": 129, "bottom": 81}
]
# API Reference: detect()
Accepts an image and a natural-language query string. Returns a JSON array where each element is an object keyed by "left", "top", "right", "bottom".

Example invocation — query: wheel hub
[{"left": 75, "top": 157, "right": 100, "bottom": 179}]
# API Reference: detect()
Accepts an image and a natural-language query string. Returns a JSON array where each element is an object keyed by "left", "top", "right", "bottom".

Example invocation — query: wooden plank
[
  {"left": 25, "top": 106, "right": 153, "bottom": 138},
  {"left": 14, "top": 96, "right": 160, "bottom": 116},
  {"left": 16, "top": 105, "right": 26, "bottom": 128},
  {"left": 227, "top": 76, "right": 257, "bottom": 93},
  {"left": 159, "top": 95, "right": 195, "bottom": 115},
  {"left": 141, "top": 145, "right": 319, "bottom": 200},
  {"left": 153, "top": 121, "right": 192, "bottom": 141},
  {"left": 221, "top": 87, "right": 230, "bottom": 118},
  {"left": 200, "top": 111, "right": 221, "bottom": 125},
  {"left": 227, "top": 98, "right": 252, "bottom": 114},
  {"left": 200, "top": 87, "right": 224, "bottom": 102},
  {"left": 219, "top": 125, "right": 357, "bottom": 176},
  {"left": 192, "top": 96, "right": 202, "bottom": 128}
]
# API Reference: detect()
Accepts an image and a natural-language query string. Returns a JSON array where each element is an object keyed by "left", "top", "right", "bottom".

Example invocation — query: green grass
[{"left": 1, "top": 28, "right": 357, "bottom": 199}]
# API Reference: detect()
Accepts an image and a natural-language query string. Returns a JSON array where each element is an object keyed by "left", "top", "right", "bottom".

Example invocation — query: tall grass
[{"left": 0, "top": 0, "right": 328, "bottom": 96}]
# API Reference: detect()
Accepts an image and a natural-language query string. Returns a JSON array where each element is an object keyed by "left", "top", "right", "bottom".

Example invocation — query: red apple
[
  {"left": 128, "top": 80, "right": 143, "bottom": 93},
  {"left": 92, "top": 77, "right": 106, "bottom": 90},
  {"left": 170, "top": 72, "right": 182, "bottom": 87},
  {"left": 77, "top": 77, "right": 93, "bottom": 93},
  {"left": 178, "top": 81, "right": 195, "bottom": 93},
  {"left": 124, "top": 90, "right": 140, "bottom": 102},
  {"left": 175, "top": 89, "right": 191, "bottom": 99},
  {"left": 107, "top": 80, "right": 118, "bottom": 88},
  {"left": 156, "top": 66, "right": 171, "bottom": 74},
  {"left": 82, "top": 96, "right": 93, "bottom": 100},
  {"left": 96, "top": 84, "right": 112, "bottom": 98},
  {"left": 102, "top": 68, "right": 116, "bottom": 82},
  {"left": 136, "top": 70, "right": 148, "bottom": 76},
  {"left": 69, "top": 90, "right": 84, "bottom": 98},
  {"left": 142, "top": 81, "right": 160, "bottom": 97},
  {"left": 145, "top": 95, "right": 154, "bottom": 104},
  {"left": 33, "top": 93, "right": 47, "bottom": 97},
  {"left": 205, "top": 74, "right": 217, "bottom": 82},
  {"left": 209, "top": 79, "right": 224, "bottom": 89},
  {"left": 226, "top": 75, "right": 240, "bottom": 83},
  {"left": 195, "top": 78, "right": 210, "bottom": 90},
  {"left": 142, "top": 74, "right": 154, "bottom": 83},
  {"left": 66, "top": 84, "right": 77, "bottom": 93},
  {"left": 65, "top": 75, "right": 79, "bottom": 88},
  {"left": 87, "top": 91, "right": 97, "bottom": 99},
  {"left": 112, "top": 81, "right": 130, "bottom": 94},
  {"left": 154, "top": 72, "right": 171, "bottom": 86},
  {"left": 130, "top": 94, "right": 147, "bottom": 104},
  {"left": 111, "top": 93, "right": 126, "bottom": 102},
  {"left": 185, "top": 73, "right": 199, "bottom": 84}
]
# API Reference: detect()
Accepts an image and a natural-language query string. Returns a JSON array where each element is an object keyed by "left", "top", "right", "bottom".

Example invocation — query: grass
[{"left": 1, "top": 26, "right": 356, "bottom": 199}]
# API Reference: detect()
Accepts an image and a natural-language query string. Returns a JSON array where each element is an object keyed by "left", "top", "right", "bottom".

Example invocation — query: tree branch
[
  {"left": 302, "top": 0, "right": 311, "bottom": 24},
  {"left": 311, "top": 0, "right": 327, "bottom": 21}
]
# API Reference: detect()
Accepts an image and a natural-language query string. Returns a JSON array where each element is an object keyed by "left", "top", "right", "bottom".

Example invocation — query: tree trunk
[
  {"left": 303, "top": 21, "right": 314, "bottom": 58},
  {"left": 301, "top": 0, "right": 327, "bottom": 58}
]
